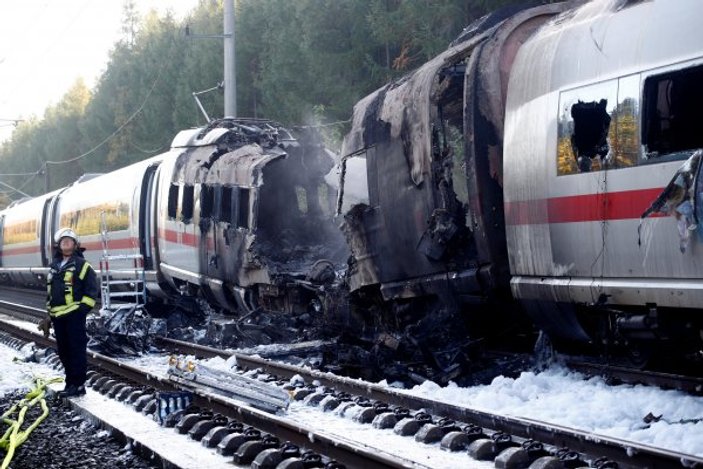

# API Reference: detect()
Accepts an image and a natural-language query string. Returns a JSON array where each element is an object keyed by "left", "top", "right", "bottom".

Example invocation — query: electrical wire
[{"left": 44, "top": 50, "right": 171, "bottom": 166}]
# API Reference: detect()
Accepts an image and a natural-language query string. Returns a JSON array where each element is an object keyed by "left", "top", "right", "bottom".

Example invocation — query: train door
[
  {"left": 215, "top": 185, "right": 251, "bottom": 282},
  {"left": 40, "top": 197, "right": 54, "bottom": 266},
  {"left": 0, "top": 214, "right": 4, "bottom": 267},
  {"left": 200, "top": 183, "right": 217, "bottom": 280},
  {"left": 42, "top": 192, "right": 64, "bottom": 266},
  {"left": 138, "top": 164, "right": 159, "bottom": 270}
]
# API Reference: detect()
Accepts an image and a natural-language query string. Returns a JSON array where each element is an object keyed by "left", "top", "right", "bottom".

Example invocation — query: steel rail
[
  {"left": 564, "top": 359, "right": 703, "bottom": 395},
  {"left": 3, "top": 291, "right": 703, "bottom": 467},
  {"left": 0, "top": 317, "right": 425, "bottom": 469},
  {"left": 158, "top": 337, "right": 703, "bottom": 469}
]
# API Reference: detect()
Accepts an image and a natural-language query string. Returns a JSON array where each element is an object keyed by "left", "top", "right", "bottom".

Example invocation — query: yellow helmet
[{"left": 54, "top": 227, "right": 79, "bottom": 245}]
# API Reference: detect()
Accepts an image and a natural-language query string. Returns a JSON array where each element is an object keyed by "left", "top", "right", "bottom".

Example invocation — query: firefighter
[{"left": 39, "top": 228, "right": 98, "bottom": 397}]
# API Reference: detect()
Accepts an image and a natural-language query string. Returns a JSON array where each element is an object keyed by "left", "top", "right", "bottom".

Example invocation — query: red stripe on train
[
  {"left": 158, "top": 228, "right": 198, "bottom": 246},
  {"left": 504, "top": 187, "right": 665, "bottom": 225},
  {"left": 0, "top": 237, "right": 138, "bottom": 257},
  {"left": 0, "top": 245, "right": 40, "bottom": 256},
  {"left": 81, "top": 238, "right": 138, "bottom": 251}
]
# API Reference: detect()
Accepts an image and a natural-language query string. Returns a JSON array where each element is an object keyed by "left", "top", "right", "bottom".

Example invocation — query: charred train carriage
[
  {"left": 338, "top": 0, "right": 703, "bottom": 369},
  {"left": 0, "top": 119, "right": 346, "bottom": 320},
  {"left": 2, "top": 0, "right": 703, "bottom": 372}
]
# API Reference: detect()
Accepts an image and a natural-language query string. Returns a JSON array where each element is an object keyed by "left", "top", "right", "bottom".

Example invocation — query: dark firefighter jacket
[{"left": 47, "top": 250, "right": 98, "bottom": 317}]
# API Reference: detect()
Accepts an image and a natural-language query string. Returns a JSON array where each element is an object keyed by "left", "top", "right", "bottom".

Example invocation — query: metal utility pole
[{"left": 223, "top": 0, "right": 237, "bottom": 118}]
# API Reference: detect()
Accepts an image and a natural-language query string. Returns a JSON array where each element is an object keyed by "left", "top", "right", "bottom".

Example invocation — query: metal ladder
[{"left": 99, "top": 212, "right": 146, "bottom": 311}]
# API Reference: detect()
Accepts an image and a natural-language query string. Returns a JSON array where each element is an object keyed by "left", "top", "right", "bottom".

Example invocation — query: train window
[
  {"left": 642, "top": 64, "right": 703, "bottom": 161},
  {"left": 557, "top": 80, "right": 617, "bottom": 175},
  {"left": 612, "top": 74, "right": 640, "bottom": 168},
  {"left": 446, "top": 124, "right": 469, "bottom": 206},
  {"left": 3, "top": 219, "right": 37, "bottom": 245},
  {"left": 237, "top": 188, "right": 250, "bottom": 229},
  {"left": 336, "top": 152, "right": 369, "bottom": 215},
  {"left": 318, "top": 183, "right": 332, "bottom": 216},
  {"left": 221, "top": 186, "right": 233, "bottom": 224},
  {"left": 201, "top": 184, "right": 214, "bottom": 218},
  {"left": 167, "top": 184, "right": 179, "bottom": 219},
  {"left": 181, "top": 185, "right": 194, "bottom": 222},
  {"left": 295, "top": 186, "right": 308, "bottom": 214}
]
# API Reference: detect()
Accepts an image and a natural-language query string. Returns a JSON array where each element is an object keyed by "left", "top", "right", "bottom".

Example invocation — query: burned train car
[
  {"left": 339, "top": 0, "right": 703, "bottom": 372},
  {"left": 503, "top": 0, "right": 703, "bottom": 365},
  {"left": 0, "top": 118, "right": 347, "bottom": 330},
  {"left": 156, "top": 119, "right": 347, "bottom": 315},
  {"left": 337, "top": 3, "right": 568, "bottom": 350}
]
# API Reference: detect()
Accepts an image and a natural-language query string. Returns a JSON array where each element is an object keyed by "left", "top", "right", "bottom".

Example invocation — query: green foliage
[{"left": 0, "top": 0, "right": 529, "bottom": 202}]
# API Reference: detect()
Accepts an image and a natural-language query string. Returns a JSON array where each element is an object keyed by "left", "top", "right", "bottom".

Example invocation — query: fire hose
[{"left": 0, "top": 376, "right": 63, "bottom": 469}]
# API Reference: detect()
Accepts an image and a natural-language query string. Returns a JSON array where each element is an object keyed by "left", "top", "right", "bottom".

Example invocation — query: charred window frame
[
  {"left": 221, "top": 186, "right": 233, "bottom": 224},
  {"left": 437, "top": 61, "right": 468, "bottom": 205},
  {"left": 167, "top": 183, "right": 179, "bottom": 219},
  {"left": 237, "top": 188, "right": 250, "bottom": 229},
  {"left": 294, "top": 186, "right": 308, "bottom": 214},
  {"left": 201, "top": 184, "right": 214, "bottom": 218},
  {"left": 642, "top": 63, "right": 703, "bottom": 162},
  {"left": 336, "top": 148, "right": 370, "bottom": 215},
  {"left": 181, "top": 185, "right": 194, "bottom": 222}
]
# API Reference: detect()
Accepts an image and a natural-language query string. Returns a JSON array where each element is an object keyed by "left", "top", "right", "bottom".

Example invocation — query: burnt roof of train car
[
  {"left": 170, "top": 118, "right": 297, "bottom": 185},
  {"left": 170, "top": 118, "right": 294, "bottom": 150}
]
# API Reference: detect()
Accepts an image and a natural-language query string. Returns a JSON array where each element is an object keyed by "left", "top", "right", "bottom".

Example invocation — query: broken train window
[
  {"left": 181, "top": 185, "right": 194, "bottom": 222},
  {"left": 557, "top": 77, "right": 638, "bottom": 175},
  {"left": 167, "top": 183, "right": 179, "bottom": 219},
  {"left": 642, "top": 63, "right": 703, "bottom": 161},
  {"left": 219, "top": 186, "right": 233, "bottom": 224},
  {"left": 336, "top": 150, "right": 369, "bottom": 215},
  {"left": 237, "top": 188, "right": 249, "bottom": 229},
  {"left": 200, "top": 184, "right": 214, "bottom": 218}
]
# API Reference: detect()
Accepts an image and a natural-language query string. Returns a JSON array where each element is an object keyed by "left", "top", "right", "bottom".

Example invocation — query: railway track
[
  {"left": 1, "top": 294, "right": 701, "bottom": 468},
  {"left": 2, "top": 285, "right": 702, "bottom": 395},
  {"left": 0, "top": 318, "right": 424, "bottom": 468}
]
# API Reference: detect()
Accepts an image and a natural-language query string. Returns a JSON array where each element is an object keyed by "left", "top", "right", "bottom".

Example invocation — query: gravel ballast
[{"left": 0, "top": 391, "right": 159, "bottom": 469}]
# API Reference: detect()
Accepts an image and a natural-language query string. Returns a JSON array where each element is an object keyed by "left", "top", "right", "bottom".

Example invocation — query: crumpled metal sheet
[
  {"left": 340, "top": 28, "right": 494, "bottom": 187},
  {"left": 640, "top": 149, "right": 703, "bottom": 253},
  {"left": 87, "top": 306, "right": 155, "bottom": 356}
]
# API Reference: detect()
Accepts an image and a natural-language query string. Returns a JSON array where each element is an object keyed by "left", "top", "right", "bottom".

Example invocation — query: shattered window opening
[
  {"left": 201, "top": 184, "right": 214, "bottom": 218},
  {"left": 570, "top": 99, "right": 612, "bottom": 173},
  {"left": 642, "top": 64, "right": 703, "bottom": 160},
  {"left": 446, "top": 122, "right": 469, "bottom": 206},
  {"left": 337, "top": 153, "right": 369, "bottom": 215},
  {"left": 181, "top": 185, "right": 194, "bottom": 222},
  {"left": 221, "top": 186, "right": 233, "bottom": 224},
  {"left": 237, "top": 188, "right": 249, "bottom": 229},
  {"left": 318, "top": 183, "right": 331, "bottom": 216},
  {"left": 295, "top": 186, "right": 308, "bottom": 214},
  {"left": 556, "top": 80, "right": 620, "bottom": 175},
  {"left": 167, "top": 183, "right": 179, "bottom": 219}
]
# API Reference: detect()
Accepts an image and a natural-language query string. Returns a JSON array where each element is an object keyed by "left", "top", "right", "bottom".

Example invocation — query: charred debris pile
[{"left": 83, "top": 117, "right": 526, "bottom": 388}]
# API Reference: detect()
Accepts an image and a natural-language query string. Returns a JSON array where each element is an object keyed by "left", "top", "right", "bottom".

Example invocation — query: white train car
[
  {"left": 503, "top": 0, "right": 703, "bottom": 357},
  {"left": 0, "top": 191, "right": 59, "bottom": 286}
]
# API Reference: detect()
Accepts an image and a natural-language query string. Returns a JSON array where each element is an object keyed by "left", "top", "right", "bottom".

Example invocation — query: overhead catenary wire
[
  {"left": 0, "top": 51, "right": 171, "bottom": 202},
  {"left": 44, "top": 55, "right": 170, "bottom": 167},
  {"left": 0, "top": 180, "right": 30, "bottom": 198}
]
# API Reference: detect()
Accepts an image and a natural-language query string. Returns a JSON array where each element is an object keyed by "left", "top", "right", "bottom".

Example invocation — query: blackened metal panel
[{"left": 463, "top": 5, "right": 565, "bottom": 291}]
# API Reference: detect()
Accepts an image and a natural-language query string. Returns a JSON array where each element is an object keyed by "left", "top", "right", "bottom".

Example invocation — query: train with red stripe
[
  {"left": 336, "top": 0, "right": 703, "bottom": 371},
  {"left": 2, "top": 0, "right": 702, "bottom": 373},
  {"left": 0, "top": 119, "right": 347, "bottom": 319}
]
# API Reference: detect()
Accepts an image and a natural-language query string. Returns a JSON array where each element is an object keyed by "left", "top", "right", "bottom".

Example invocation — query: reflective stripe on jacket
[{"left": 47, "top": 254, "right": 98, "bottom": 318}]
